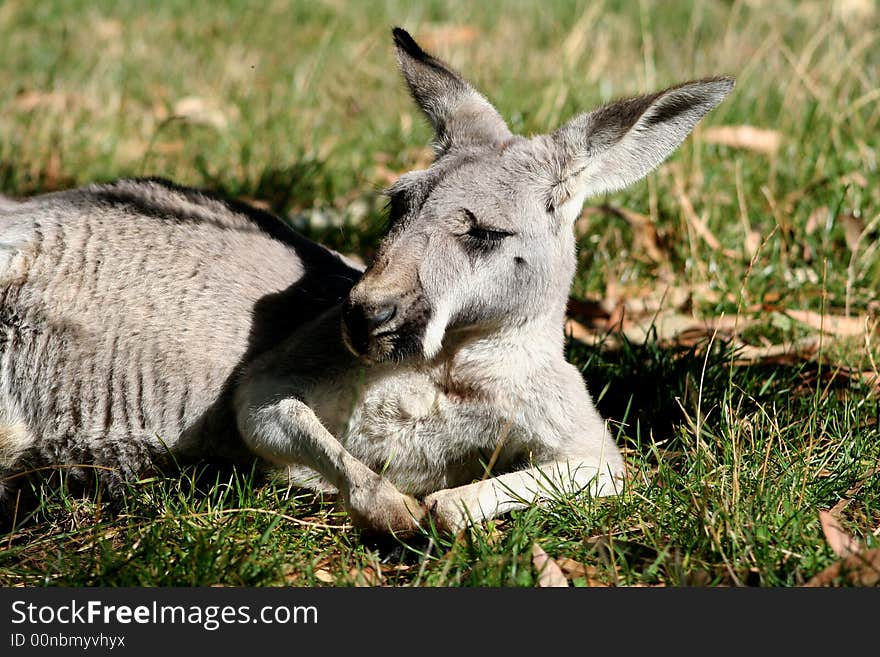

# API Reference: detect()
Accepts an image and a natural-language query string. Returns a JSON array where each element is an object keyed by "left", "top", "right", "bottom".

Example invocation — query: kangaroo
[{"left": 0, "top": 28, "right": 732, "bottom": 535}]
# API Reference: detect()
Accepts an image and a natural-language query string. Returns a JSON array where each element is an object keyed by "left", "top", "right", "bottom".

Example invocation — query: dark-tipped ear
[
  {"left": 392, "top": 27, "right": 511, "bottom": 157},
  {"left": 546, "top": 77, "right": 735, "bottom": 213}
]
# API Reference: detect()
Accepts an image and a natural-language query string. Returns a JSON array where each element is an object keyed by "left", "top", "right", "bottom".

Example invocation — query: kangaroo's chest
[{"left": 306, "top": 366, "right": 525, "bottom": 493}]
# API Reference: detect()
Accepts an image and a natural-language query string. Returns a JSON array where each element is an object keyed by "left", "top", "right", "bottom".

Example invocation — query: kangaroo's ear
[
  {"left": 393, "top": 27, "right": 512, "bottom": 157},
  {"left": 545, "top": 77, "right": 734, "bottom": 215}
]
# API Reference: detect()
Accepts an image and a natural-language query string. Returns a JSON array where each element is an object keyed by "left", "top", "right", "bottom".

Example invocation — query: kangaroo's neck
[{"left": 428, "top": 314, "right": 568, "bottom": 400}]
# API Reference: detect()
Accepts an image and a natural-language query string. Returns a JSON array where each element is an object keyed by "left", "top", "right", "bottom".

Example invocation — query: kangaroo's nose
[{"left": 342, "top": 300, "right": 398, "bottom": 356}]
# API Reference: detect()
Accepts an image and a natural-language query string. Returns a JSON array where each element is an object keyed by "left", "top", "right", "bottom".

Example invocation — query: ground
[{"left": 0, "top": 0, "right": 878, "bottom": 586}]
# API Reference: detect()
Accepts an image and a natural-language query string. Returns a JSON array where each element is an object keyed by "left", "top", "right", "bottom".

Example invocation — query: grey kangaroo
[{"left": 0, "top": 28, "right": 733, "bottom": 534}]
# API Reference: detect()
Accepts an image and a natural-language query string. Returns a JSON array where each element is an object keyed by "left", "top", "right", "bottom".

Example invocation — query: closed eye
[
  {"left": 461, "top": 209, "right": 515, "bottom": 245},
  {"left": 466, "top": 225, "right": 513, "bottom": 242}
]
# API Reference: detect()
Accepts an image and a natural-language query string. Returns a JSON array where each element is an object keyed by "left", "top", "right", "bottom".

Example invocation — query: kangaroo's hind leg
[{"left": 424, "top": 457, "right": 624, "bottom": 533}]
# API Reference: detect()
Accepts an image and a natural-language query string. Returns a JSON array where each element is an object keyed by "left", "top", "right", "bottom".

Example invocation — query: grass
[{"left": 1, "top": 0, "right": 878, "bottom": 586}]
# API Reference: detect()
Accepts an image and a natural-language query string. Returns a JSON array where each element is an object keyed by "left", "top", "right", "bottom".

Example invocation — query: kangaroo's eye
[
  {"left": 461, "top": 209, "right": 514, "bottom": 245},
  {"left": 466, "top": 226, "right": 512, "bottom": 242}
]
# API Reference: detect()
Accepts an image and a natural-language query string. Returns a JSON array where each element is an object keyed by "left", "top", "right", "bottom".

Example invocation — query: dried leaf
[
  {"left": 564, "top": 317, "right": 594, "bottom": 343},
  {"left": 804, "top": 206, "right": 828, "bottom": 236},
  {"left": 482, "top": 519, "right": 505, "bottom": 547},
  {"left": 380, "top": 563, "right": 413, "bottom": 574},
  {"left": 702, "top": 125, "right": 783, "bottom": 156},
  {"left": 150, "top": 140, "right": 184, "bottom": 155},
  {"left": 579, "top": 205, "right": 667, "bottom": 263},
  {"left": 730, "top": 337, "right": 819, "bottom": 364},
  {"left": 840, "top": 212, "right": 865, "bottom": 252},
  {"left": 45, "top": 148, "right": 62, "bottom": 189},
  {"left": 566, "top": 310, "right": 746, "bottom": 349},
  {"left": 806, "top": 548, "right": 880, "bottom": 587},
  {"left": 819, "top": 510, "right": 862, "bottom": 559},
  {"left": 531, "top": 543, "right": 568, "bottom": 588},
  {"left": 629, "top": 311, "right": 742, "bottom": 345},
  {"left": 615, "top": 286, "right": 692, "bottom": 319},
  {"left": 831, "top": 466, "right": 880, "bottom": 516},
  {"left": 840, "top": 171, "right": 868, "bottom": 189},
  {"left": 833, "top": 0, "right": 876, "bottom": 21},
  {"left": 313, "top": 568, "right": 334, "bottom": 583},
  {"left": 372, "top": 147, "right": 433, "bottom": 185},
  {"left": 281, "top": 564, "right": 300, "bottom": 584},
  {"left": 172, "top": 96, "right": 231, "bottom": 129},
  {"left": 348, "top": 566, "right": 382, "bottom": 587},
  {"left": 672, "top": 174, "right": 736, "bottom": 258},
  {"left": 786, "top": 309, "right": 870, "bottom": 337},
  {"left": 630, "top": 221, "right": 666, "bottom": 262},
  {"left": 13, "top": 90, "right": 73, "bottom": 112},
  {"left": 94, "top": 17, "right": 123, "bottom": 40},
  {"left": 606, "top": 301, "right": 626, "bottom": 333},
  {"left": 555, "top": 557, "right": 587, "bottom": 579},
  {"left": 240, "top": 197, "right": 272, "bottom": 211},
  {"left": 743, "top": 229, "right": 762, "bottom": 257},
  {"left": 417, "top": 24, "right": 479, "bottom": 50},
  {"left": 555, "top": 557, "right": 608, "bottom": 586},
  {"left": 681, "top": 200, "right": 722, "bottom": 252}
]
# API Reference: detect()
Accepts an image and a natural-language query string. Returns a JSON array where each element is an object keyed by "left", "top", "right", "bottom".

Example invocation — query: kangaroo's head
[{"left": 342, "top": 27, "right": 733, "bottom": 363}]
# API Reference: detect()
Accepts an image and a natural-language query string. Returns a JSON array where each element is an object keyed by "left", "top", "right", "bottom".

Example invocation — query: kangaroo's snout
[
  {"left": 341, "top": 297, "right": 397, "bottom": 357},
  {"left": 341, "top": 275, "right": 431, "bottom": 363}
]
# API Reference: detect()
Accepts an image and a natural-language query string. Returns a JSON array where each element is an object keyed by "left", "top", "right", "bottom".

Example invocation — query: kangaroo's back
[{"left": 0, "top": 178, "right": 360, "bottom": 507}]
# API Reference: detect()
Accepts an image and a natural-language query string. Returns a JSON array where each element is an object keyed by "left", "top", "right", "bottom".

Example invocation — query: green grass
[{"left": 1, "top": 0, "right": 878, "bottom": 586}]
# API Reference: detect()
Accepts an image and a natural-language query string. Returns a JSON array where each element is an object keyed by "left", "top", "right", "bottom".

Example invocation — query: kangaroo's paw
[
  {"left": 344, "top": 475, "right": 426, "bottom": 537},
  {"left": 423, "top": 489, "right": 475, "bottom": 534}
]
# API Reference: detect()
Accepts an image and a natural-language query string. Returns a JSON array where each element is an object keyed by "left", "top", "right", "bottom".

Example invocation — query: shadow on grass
[
  {"left": 0, "top": 461, "right": 339, "bottom": 587},
  {"left": 194, "top": 156, "right": 337, "bottom": 218},
  {"left": 570, "top": 330, "right": 866, "bottom": 454}
]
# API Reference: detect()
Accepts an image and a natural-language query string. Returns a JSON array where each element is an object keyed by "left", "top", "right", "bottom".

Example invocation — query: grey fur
[{"left": 0, "top": 29, "right": 733, "bottom": 533}]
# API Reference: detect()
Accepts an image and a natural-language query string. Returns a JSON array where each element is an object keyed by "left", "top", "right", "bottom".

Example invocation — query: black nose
[{"left": 342, "top": 301, "right": 397, "bottom": 354}]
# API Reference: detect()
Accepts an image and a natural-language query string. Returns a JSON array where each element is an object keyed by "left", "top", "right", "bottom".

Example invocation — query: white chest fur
[{"left": 305, "top": 364, "right": 519, "bottom": 494}]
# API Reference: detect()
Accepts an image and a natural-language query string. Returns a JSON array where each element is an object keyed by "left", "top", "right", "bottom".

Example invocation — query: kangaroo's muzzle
[
  {"left": 342, "top": 299, "right": 397, "bottom": 355},
  {"left": 341, "top": 285, "right": 431, "bottom": 362}
]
